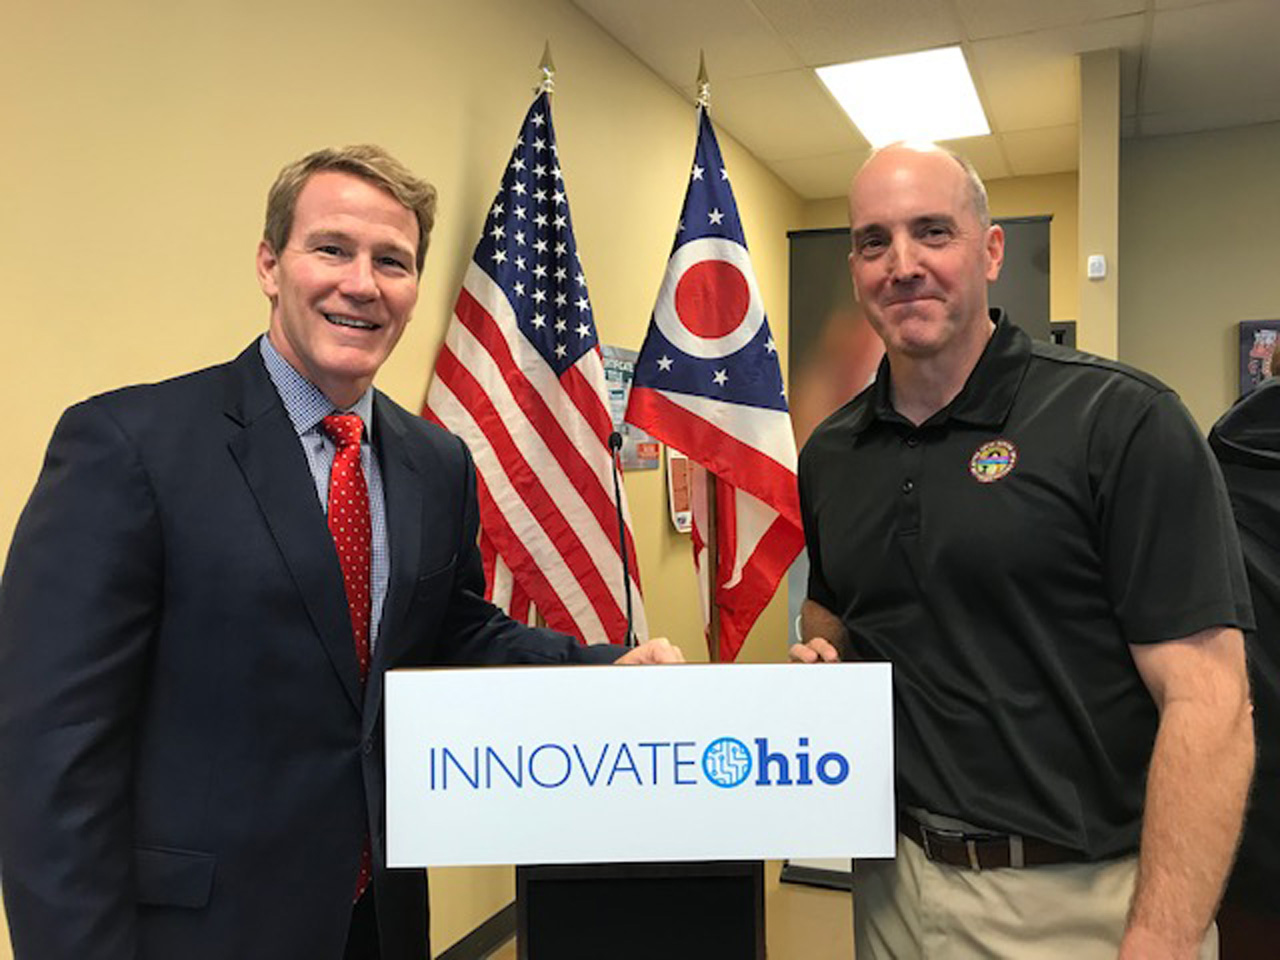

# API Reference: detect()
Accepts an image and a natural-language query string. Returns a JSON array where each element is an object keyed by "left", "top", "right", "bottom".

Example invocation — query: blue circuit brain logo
[{"left": 702, "top": 737, "right": 753, "bottom": 788}]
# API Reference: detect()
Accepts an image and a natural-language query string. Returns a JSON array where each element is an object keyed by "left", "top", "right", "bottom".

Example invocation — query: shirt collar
[
  {"left": 258, "top": 334, "right": 376, "bottom": 439},
  {"left": 853, "top": 309, "right": 1030, "bottom": 434}
]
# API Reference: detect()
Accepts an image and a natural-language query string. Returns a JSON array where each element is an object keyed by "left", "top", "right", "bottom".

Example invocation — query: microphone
[{"left": 608, "top": 431, "right": 636, "bottom": 647}]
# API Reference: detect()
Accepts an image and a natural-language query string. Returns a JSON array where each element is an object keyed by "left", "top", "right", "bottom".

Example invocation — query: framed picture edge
[{"left": 1238, "top": 319, "right": 1280, "bottom": 397}]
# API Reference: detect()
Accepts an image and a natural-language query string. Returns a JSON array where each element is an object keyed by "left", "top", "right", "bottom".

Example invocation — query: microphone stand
[{"left": 607, "top": 431, "right": 636, "bottom": 647}]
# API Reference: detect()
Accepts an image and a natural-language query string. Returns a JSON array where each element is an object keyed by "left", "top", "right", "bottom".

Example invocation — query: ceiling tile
[
  {"left": 688, "top": 69, "right": 867, "bottom": 161},
  {"left": 569, "top": 0, "right": 801, "bottom": 82},
  {"left": 1143, "top": 0, "right": 1280, "bottom": 116},
  {"left": 751, "top": 0, "right": 964, "bottom": 66},
  {"left": 575, "top": 0, "right": 1277, "bottom": 192},
  {"left": 941, "top": 135, "right": 1012, "bottom": 181},
  {"left": 955, "top": 0, "right": 1146, "bottom": 40},
  {"left": 1001, "top": 124, "right": 1080, "bottom": 175},
  {"left": 768, "top": 152, "right": 867, "bottom": 200},
  {"left": 968, "top": 15, "right": 1144, "bottom": 130},
  {"left": 972, "top": 48, "right": 1079, "bottom": 131}
]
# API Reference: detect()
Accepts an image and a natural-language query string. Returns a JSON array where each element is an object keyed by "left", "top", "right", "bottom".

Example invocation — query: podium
[
  {"left": 516, "top": 861, "right": 765, "bottom": 960},
  {"left": 384, "top": 663, "right": 894, "bottom": 956}
]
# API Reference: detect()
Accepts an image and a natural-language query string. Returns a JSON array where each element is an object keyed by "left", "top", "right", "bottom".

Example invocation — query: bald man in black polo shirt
[{"left": 792, "top": 142, "right": 1254, "bottom": 960}]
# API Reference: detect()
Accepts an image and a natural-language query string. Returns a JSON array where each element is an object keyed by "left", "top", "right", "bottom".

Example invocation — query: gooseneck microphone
[{"left": 608, "top": 431, "right": 636, "bottom": 647}]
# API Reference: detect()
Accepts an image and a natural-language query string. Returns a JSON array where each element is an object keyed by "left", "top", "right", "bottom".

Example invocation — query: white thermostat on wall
[{"left": 1086, "top": 254, "right": 1107, "bottom": 279}]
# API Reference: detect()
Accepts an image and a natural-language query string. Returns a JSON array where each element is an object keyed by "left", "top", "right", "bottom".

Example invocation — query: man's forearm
[
  {"left": 1123, "top": 693, "right": 1253, "bottom": 957},
  {"left": 799, "top": 599, "right": 852, "bottom": 659}
]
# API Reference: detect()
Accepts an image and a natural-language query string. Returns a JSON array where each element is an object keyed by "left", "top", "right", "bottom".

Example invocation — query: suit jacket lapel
[
  {"left": 365, "top": 394, "right": 424, "bottom": 731},
  {"left": 222, "top": 344, "right": 364, "bottom": 713}
]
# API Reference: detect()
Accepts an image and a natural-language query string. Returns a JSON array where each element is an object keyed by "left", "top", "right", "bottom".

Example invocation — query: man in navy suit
[{"left": 0, "top": 144, "right": 681, "bottom": 960}]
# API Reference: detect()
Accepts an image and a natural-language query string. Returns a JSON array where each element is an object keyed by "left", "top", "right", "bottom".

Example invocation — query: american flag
[
  {"left": 424, "top": 92, "right": 647, "bottom": 646},
  {"left": 625, "top": 106, "right": 803, "bottom": 662}
]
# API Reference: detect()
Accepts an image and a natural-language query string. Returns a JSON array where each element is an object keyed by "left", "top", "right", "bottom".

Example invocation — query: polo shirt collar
[{"left": 856, "top": 309, "right": 1029, "bottom": 433}]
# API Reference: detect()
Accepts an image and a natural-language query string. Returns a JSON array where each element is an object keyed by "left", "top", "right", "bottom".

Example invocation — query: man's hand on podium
[
  {"left": 788, "top": 599, "right": 849, "bottom": 663},
  {"left": 616, "top": 637, "right": 686, "bottom": 664},
  {"left": 789, "top": 638, "right": 842, "bottom": 663}
]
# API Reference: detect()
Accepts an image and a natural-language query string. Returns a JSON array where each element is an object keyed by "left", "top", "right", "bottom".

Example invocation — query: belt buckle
[
  {"left": 919, "top": 823, "right": 965, "bottom": 866},
  {"left": 915, "top": 817, "right": 1028, "bottom": 871}
]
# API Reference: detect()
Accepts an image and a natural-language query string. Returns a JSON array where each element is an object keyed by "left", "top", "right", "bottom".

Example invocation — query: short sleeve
[
  {"left": 798, "top": 444, "right": 838, "bottom": 613},
  {"left": 1095, "top": 389, "right": 1253, "bottom": 643}
]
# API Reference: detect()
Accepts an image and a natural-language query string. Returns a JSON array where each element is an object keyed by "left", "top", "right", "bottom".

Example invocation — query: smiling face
[
  {"left": 257, "top": 170, "right": 420, "bottom": 408},
  {"left": 848, "top": 145, "right": 1003, "bottom": 363}
]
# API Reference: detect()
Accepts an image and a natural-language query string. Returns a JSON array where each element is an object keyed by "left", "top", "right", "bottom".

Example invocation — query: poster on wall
[
  {"left": 1239, "top": 320, "right": 1280, "bottom": 396},
  {"left": 666, "top": 447, "right": 692, "bottom": 533},
  {"left": 601, "top": 345, "right": 660, "bottom": 470}
]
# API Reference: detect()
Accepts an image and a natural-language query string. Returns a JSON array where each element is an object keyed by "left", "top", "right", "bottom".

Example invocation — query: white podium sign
[{"left": 385, "top": 662, "right": 894, "bottom": 867}]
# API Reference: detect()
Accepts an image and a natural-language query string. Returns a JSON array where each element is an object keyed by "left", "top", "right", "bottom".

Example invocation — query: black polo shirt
[
  {"left": 1210, "top": 379, "right": 1280, "bottom": 909},
  {"left": 799, "top": 312, "right": 1253, "bottom": 859}
]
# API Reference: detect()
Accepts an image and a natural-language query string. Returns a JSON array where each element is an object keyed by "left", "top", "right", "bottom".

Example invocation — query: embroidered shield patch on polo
[{"left": 969, "top": 439, "right": 1018, "bottom": 483}]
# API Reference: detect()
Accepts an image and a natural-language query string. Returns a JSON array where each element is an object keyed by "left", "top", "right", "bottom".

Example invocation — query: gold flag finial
[
  {"left": 696, "top": 50, "right": 711, "bottom": 109},
  {"left": 537, "top": 41, "right": 556, "bottom": 96}
]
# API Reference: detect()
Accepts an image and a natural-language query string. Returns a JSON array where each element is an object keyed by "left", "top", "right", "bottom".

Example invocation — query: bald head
[{"left": 850, "top": 142, "right": 990, "bottom": 230}]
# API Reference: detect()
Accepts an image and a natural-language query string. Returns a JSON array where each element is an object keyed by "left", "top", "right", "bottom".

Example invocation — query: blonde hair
[{"left": 264, "top": 145, "right": 437, "bottom": 273}]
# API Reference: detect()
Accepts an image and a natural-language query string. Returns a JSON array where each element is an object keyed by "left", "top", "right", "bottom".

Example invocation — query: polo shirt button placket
[{"left": 897, "top": 429, "right": 925, "bottom": 534}]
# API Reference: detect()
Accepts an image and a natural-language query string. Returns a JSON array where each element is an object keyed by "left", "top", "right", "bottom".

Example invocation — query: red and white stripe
[
  {"left": 479, "top": 530, "right": 537, "bottom": 626},
  {"left": 629, "top": 385, "right": 800, "bottom": 661},
  {"left": 425, "top": 264, "right": 647, "bottom": 646}
]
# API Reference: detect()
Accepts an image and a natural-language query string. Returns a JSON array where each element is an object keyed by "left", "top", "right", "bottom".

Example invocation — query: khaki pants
[{"left": 853, "top": 834, "right": 1218, "bottom": 959}]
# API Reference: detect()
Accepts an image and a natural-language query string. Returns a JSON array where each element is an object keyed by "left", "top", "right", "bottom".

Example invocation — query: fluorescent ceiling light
[{"left": 816, "top": 46, "right": 989, "bottom": 147}]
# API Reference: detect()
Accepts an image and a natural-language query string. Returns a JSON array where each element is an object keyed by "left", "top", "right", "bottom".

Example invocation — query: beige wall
[
  {"left": 0, "top": 0, "right": 802, "bottom": 953},
  {"left": 1119, "top": 121, "right": 1280, "bottom": 429},
  {"left": 799, "top": 171, "right": 1080, "bottom": 325},
  {"left": 988, "top": 173, "right": 1080, "bottom": 327}
]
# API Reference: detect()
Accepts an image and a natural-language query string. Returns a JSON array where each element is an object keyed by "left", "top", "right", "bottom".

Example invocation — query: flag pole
[
  {"left": 536, "top": 41, "right": 555, "bottom": 96},
  {"left": 696, "top": 51, "right": 722, "bottom": 664},
  {"left": 529, "top": 40, "right": 554, "bottom": 634},
  {"left": 696, "top": 50, "right": 710, "bottom": 109},
  {"left": 705, "top": 472, "right": 721, "bottom": 663}
]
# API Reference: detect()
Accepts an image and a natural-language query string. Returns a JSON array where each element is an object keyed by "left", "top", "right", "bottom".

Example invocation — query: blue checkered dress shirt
[{"left": 259, "top": 335, "right": 389, "bottom": 651}]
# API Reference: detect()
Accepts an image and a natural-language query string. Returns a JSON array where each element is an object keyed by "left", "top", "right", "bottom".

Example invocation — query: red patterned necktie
[
  {"left": 319, "top": 413, "right": 374, "bottom": 902},
  {"left": 321, "top": 414, "right": 372, "bottom": 682}
]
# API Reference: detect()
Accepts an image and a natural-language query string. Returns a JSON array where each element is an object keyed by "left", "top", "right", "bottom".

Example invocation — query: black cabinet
[{"left": 516, "top": 861, "right": 765, "bottom": 959}]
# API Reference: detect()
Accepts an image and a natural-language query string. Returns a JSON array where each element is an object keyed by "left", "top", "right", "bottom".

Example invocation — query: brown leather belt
[{"left": 897, "top": 812, "right": 1085, "bottom": 870}]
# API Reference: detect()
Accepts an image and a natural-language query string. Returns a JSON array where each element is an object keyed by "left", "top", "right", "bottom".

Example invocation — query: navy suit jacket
[{"left": 0, "top": 342, "right": 617, "bottom": 959}]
